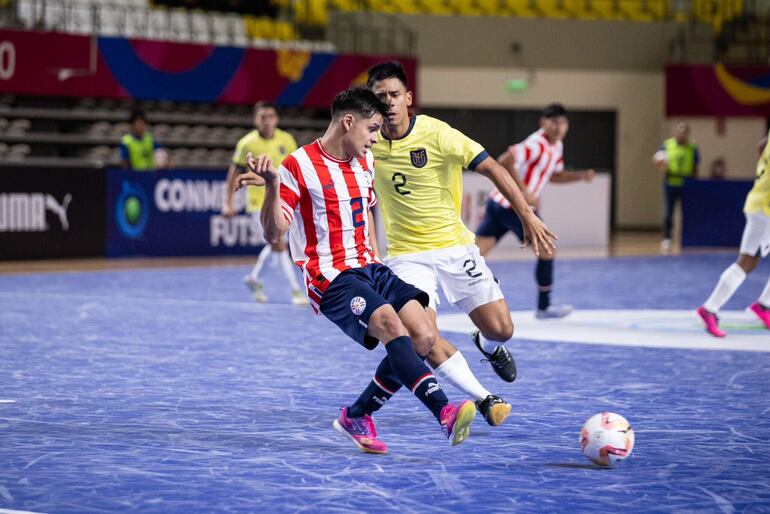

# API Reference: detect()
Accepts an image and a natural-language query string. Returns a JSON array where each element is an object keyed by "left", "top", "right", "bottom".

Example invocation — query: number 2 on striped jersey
[{"left": 350, "top": 197, "right": 365, "bottom": 228}]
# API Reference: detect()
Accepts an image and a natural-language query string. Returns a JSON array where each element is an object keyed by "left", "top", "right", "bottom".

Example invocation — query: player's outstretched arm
[
  {"left": 498, "top": 152, "right": 537, "bottom": 207},
  {"left": 476, "top": 156, "right": 557, "bottom": 256},
  {"left": 550, "top": 168, "right": 596, "bottom": 184},
  {"left": 237, "top": 152, "right": 289, "bottom": 243}
]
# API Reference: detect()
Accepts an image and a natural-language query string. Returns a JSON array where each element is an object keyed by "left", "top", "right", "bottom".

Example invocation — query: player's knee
[
  {"left": 371, "top": 307, "right": 409, "bottom": 341},
  {"left": 411, "top": 326, "right": 437, "bottom": 356},
  {"left": 484, "top": 317, "right": 514, "bottom": 342}
]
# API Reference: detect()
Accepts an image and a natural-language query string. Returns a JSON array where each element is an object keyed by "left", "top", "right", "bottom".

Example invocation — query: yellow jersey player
[
  {"left": 222, "top": 102, "right": 306, "bottom": 305},
  {"left": 697, "top": 132, "right": 770, "bottom": 336},
  {"left": 342, "top": 62, "right": 556, "bottom": 428}
]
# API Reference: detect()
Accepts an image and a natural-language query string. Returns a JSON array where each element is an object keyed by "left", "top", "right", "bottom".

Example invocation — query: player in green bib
[
  {"left": 120, "top": 110, "right": 166, "bottom": 171},
  {"left": 652, "top": 122, "right": 700, "bottom": 253},
  {"left": 222, "top": 102, "right": 305, "bottom": 305}
]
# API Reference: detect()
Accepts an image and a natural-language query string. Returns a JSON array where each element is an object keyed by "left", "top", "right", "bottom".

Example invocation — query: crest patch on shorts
[{"left": 350, "top": 296, "right": 367, "bottom": 315}]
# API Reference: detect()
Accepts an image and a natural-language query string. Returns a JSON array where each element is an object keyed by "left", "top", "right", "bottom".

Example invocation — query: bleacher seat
[
  {"left": 88, "top": 122, "right": 112, "bottom": 137},
  {"left": 7, "top": 144, "right": 31, "bottom": 160},
  {"left": 7, "top": 119, "right": 31, "bottom": 135}
]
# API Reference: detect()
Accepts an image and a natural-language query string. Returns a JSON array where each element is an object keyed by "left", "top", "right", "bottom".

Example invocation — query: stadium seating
[{"left": 0, "top": 95, "right": 327, "bottom": 169}]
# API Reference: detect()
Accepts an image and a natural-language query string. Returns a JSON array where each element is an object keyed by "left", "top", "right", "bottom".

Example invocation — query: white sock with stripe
[
  {"left": 432, "top": 350, "right": 491, "bottom": 402},
  {"left": 703, "top": 263, "right": 746, "bottom": 313}
]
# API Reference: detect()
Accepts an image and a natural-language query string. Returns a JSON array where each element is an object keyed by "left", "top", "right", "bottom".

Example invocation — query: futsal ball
[{"left": 580, "top": 412, "right": 635, "bottom": 467}]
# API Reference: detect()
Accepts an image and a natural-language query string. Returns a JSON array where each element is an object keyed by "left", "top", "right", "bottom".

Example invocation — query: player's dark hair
[
  {"left": 542, "top": 103, "right": 568, "bottom": 119},
  {"left": 330, "top": 87, "right": 389, "bottom": 120},
  {"left": 129, "top": 109, "right": 146, "bottom": 124},
  {"left": 366, "top": 61, "right": 408, "bottom": 89},
  {"left": 254, "top": 101, "right": 279, "bottom": 115}
]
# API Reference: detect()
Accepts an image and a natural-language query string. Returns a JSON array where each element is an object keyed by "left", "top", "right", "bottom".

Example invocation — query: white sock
[
  {"left": 432, "top": 351, "right": 491, "bottom": 401},
  {"left": 759, "top": 274, "right": 770, "bottom": 307},
  {"left": 277, "top": 250, "right": 300, "bottom": 291},
  {"left": 478, "top": 332, "right": 502, "bottom": 355},
  {"left": 249, "top": 245, "right": 272, "bottom": 281},
  {"left": 704, "top": 263, "right": 746, "bottom": 313}
]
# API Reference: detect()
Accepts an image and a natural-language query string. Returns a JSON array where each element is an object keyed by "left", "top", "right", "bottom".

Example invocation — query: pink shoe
[
  {"left": 440, "top": 400, "right": 477, "bottom": 446},
  {"left": 748, "top": 302, "right": 770, "bottom": 329},
  {"left": 332, "top": 407, "right": 388, "bottom": 454},
  {"left": 696, "top": 306, "right": 726, "bottom": 338}
]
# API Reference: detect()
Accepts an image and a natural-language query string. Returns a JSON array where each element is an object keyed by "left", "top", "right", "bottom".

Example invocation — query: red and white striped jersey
[
  {"left": 490, "top": 129, "right": 564, "bottom": 208},
  {"left": 278, "top": 140, "right": 380, "bottom": 311}
]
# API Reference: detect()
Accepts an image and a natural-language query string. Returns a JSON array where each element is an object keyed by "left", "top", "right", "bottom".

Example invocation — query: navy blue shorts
[
  {"left": 319, "top": 263, "right": 429, "bottom": 350},
  {"left": 476, "top": 199, "right": 537, "bottom": 242}
]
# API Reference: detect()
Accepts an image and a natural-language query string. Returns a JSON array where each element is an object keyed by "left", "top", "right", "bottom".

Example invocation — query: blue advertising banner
[
  {"left": 107, "top": 168, "right": 263, "bottom": 257},
  {"left": 681, "top": 179, "right": 753, "bottom": 248}
]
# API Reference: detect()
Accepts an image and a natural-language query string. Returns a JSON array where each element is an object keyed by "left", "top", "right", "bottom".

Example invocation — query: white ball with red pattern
[{"left": 580, "top": 412, "right": 635, "bottom": 467}]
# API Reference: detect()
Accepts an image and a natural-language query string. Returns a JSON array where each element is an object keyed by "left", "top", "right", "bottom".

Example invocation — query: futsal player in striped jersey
[
  {"left": 476, "top": 103, "right": 596, "bottom": 319},
  {"left": 236, "top": 87, "right": 477, "bottom": 453},
  {"left": 697, "top": 133, "right": 770, "bottom": 337}
]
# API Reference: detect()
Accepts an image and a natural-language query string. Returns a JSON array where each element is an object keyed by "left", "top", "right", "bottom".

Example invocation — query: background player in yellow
[
  {"left": 343, "top": 62, "right": 555, "bottom": 428},
  {"left": 222, "top": 102, "right": 306, "bottom": 305},
  {"left": 697, "top": 132, "right": 770, "bottom": 337}
]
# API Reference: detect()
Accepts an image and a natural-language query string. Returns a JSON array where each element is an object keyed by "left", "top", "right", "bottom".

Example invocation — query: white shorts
[
  {"left": 740, "top": 212, "right": 770, "bottom": 258},
  {"left": 384, "top": 245, "right": 504, "bottom": 314}
]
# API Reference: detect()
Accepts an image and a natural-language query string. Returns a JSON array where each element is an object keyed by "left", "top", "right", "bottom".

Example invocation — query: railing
[{"left": 0, "top": 0, "right": 335, "bottom": 50}]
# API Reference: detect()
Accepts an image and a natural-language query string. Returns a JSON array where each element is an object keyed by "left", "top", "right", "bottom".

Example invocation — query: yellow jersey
[
  {"left": 744, "top": 130, "right": 770, "bottom": 216},
  {"left": 232, "top": 129, "right": 297, "bottom": 212},
  {"left": 372, "top": 114, "right": 488, "bottom": 256}
]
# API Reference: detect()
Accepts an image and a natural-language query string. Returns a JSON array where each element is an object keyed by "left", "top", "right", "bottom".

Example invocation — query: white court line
[
  {"left": 438, "top": 310, "right": 770, "bottom": 353},
  {"left": 0, "top": 400, "right": 16, "bottom": 404},
  {"left": 0, "top": 510, "right": 48, "bottom": 514}
]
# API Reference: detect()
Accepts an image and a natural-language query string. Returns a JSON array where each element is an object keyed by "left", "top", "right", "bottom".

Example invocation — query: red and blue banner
[
  {"left": 666, "top": 64, "right": 770, "bottom": 117},
  {"left": 0, "top": 29, "right": 417, "bottom": 106}
]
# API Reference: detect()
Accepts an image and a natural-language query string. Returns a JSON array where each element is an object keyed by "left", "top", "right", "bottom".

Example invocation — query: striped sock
[
  {"left": 385, "top": 336, "right": 448, "bottom": 420},
  {"left": 348, "top": 357, "right": 402, "bottom": 418}
]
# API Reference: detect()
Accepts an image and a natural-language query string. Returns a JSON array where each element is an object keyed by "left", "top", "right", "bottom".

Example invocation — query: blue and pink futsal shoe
[{"left": 333, "top": 407, "right": 388, "bottom": 454}]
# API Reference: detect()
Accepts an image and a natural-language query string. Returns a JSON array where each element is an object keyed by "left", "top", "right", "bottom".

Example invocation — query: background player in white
[
  {"left": 345, "top": 62, "right": 556, "bottom": 428},
  {"left": 697, "top": 133, "right": 770, "bottom": 337},
  {"left": 476, "top": 103, "right": 595, "bottom": 319},
  {"left": 222, "top": 102, "right": 306, "bottom": 305},
  {"left": 236, "top": 87, "right": 477, "bottom": 453}
]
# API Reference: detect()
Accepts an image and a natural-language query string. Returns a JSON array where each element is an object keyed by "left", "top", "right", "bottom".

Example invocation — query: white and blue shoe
[{"left": 535, "top": 304, "right": 574, "bottom": 320}]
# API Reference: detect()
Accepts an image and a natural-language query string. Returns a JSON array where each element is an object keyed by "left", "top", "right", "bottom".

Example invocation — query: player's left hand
[
  {"left": 235, "top": 153, "right": 278, "bottom": 191},
  {"left": 583, "top": 169, "right": 596, "bottom": 182},
  {"left": 520, "top": 211, "right": 557, "bottom": 257}
]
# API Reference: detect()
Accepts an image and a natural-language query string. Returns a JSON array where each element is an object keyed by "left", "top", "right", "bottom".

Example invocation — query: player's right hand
[
  {"left": 521, "top": 212, "right": 557, "bottom": 257},
  {"left": 221, "top": 203, "right": 236, "bottom": 218}
]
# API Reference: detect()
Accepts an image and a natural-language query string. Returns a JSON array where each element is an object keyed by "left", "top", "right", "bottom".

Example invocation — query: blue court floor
[{"left": 1, "top": 253, "right": 769, "bottom": 513}]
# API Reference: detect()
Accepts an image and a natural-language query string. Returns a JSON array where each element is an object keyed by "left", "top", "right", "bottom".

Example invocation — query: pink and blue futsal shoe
[
  {"left": 696, "top": 306, "right": 726, "bottom": 338},
  {"left": 440, "top": 400, "right": 477, "bottom": 446},
  {"left": 748, "top": 302, "right": 770, "bottom": 329},
  {"left": 332, "top": 407, "right": 388, "bottom": 454}
]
